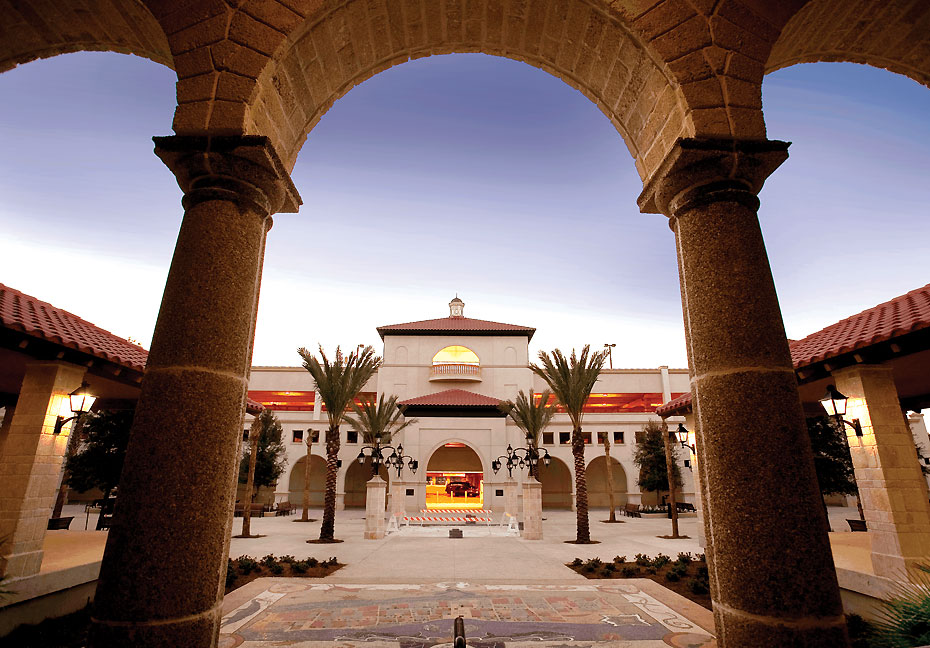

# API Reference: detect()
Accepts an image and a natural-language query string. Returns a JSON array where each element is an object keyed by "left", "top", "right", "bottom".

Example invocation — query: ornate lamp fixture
[
  {"left": 491, "top": 433, "right": 551, "bottom": 478},
  {"left": 356, "top": 432, "right": 418, "bottom": 477},
  {"left": 54, "top": 382, "right": 96, "bottom": 434},
  {"left": 819, "top": 384, "right": 863, "bottom": 436}
]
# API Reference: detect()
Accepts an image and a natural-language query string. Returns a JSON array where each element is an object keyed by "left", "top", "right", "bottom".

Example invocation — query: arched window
[{"left": 432, "top": 345, "right": 479, "bottom": 365}]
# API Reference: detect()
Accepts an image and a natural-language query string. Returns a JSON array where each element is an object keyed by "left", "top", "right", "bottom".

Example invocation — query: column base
[{"left": 1, "top": 549, "right": 43, "bottom": 579}]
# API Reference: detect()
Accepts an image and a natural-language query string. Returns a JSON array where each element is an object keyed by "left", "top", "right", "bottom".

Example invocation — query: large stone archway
[
  {"left": 344, "top": 458, "right": 390, "bottom": 508},
  {"left": 6, "top": 2, "right": 927, "bottom": 646},
  {"left": 425, "top": 442, "right": 485, "bottom": 508}
]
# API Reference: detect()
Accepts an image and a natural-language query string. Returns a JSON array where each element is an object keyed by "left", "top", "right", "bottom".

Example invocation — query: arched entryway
[
  {"left": 586, "top": 456, "right": 627, "bottom": 508},
  {"left": 287, "top": 455, "right": 326, "bottom": 507},
  {"left": 539, "top": 456, "right": 572, "bottom": 509},
  {"left": 344, "top": 458, "right": 390, "bottom": 508},
  {"left": 426, "top": 442, "right": 484, "bottom": 509}
]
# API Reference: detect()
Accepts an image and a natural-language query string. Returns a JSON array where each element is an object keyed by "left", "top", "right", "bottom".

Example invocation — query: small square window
[
  {"left": 596, "top": 432, "right": 607, "bottom": 444},
  {"left": 242, "top": 429, "right": 249, "bottom": 441},
  {"left": 684, "top": 459, "right": 691, "bottom": 468},
  {"left": 311, "top": 430, "right": 320, "bottom": 443},
  {"left": 292, "top": 429, "right": 304, "bottom": 443},
  {"left": 559, "top": 432, "right": 570, "bottom": 445},
  {"left": 495, "top": 489, "right": 504, "bottom": 497},
  {"left": 614, "top": 431, "right": 624, "bottom": 444},
  {"left": 346, "top": 430, "right": 358, "bottom": 444},
  {"left": 582, "top": 432, "right": 592, "bottom": 444},
  {"left": 542, "top": 432, "right": 554, "bottom": 445},
  {"left": 406, "top": 488, "right": 415, "bottom": 496}
]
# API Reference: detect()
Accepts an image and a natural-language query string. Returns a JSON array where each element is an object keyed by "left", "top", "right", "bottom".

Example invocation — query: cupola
[{"left": 449, "top": 296, "right": 464, "bottom": 318}]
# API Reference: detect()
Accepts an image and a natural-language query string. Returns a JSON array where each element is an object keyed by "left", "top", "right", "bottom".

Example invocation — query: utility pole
[{"left": 604, "top": 343, "right": 616, "bottom": 369}]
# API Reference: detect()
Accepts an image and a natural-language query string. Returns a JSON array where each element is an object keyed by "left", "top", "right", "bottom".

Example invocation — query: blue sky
[{"left": 0, "top": 52, "right": 927, "bottom": 370}]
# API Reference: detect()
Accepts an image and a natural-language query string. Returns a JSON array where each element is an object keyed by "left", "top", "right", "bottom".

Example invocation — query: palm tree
[
  {"left": 531, "top": 345, "right": 606, "bottom": 543},
  {"left": 299, "top": 432, "right": 313, "bottom": 522},
  {"left": 601, "top": 433, "right": 619, "bottom": 523},
  {"left": 498, "top": 389, "right": 554, "bottom": 481},
  {"left": 345, "top": 393, "right": 417, "bottom": 478},
  {"left": 298, "top": 344, "right": 381, "bottom": 541}
]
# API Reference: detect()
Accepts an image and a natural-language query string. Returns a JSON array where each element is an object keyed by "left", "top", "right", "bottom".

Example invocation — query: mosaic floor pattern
[{"left": 218, "top": 581, "right": 714, "bottom": 647}]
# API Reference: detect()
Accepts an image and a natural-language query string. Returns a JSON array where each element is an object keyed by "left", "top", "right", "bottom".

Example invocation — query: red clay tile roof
[
  {"left": 655, "top": 392, "right": 693, "bottom": 417},
  {"left": 657, "top": 283, "right": 930, "bottom": 416},
  {"left": 0, "top": 283, "right": 148, "bottom": 372},
  {"left": 377, "top": 316, "right": 535, "bottom": 340},
  {"left": 399, "top": 388, "right": 502, "bottom": 407},
  {"left": 789, "top": 283, "right": 930, "bottom": 368},
  {"left": 245, "top": 397, "right": 264, "bottom": 415}
]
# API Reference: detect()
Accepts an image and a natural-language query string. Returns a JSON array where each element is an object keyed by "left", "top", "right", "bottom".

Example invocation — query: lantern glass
[
  {"left": 820, "top": 385, "right": 847, "bottom": 417},
  {"left": 68, "top": 383, "right": 96, "bottom": 415},
  {"left": 677, "top": 424, "right": 689, "bottom": 445}
]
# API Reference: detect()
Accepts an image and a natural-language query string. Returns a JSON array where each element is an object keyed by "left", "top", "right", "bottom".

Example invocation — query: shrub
[
  {"left": 696, "top": 553, "right": 706, "bottom": 562},
  {"left": 652, "top": 553, "right": 671, "bottom": 569},
  {"left": 308, "top": 557, "right": 320, "bottom": 568},
  {"left": 292, "top": 560, "right": 309, "bottom": 574},
  {"left": 665, "top": 570, "right": 681, "bottom": 582},
  {"left": 869, "top": 562, "right": 930, "bottom": 647},
  {"left": 697, "top": 565, "right": 709, "bottom": 579},
  {"left": 676, "top": 552, "right": 693, "bottom": 565},
  {"left": 688, "top": 576, "right": 709, "bottom": 595},
  {"left": 645, "top": 566, "right": 657, "bottom": 575},
  {"left": 278, "top": 555, "right": 296, "bottom": 564},
  {"left": 603, "top": 563, "right": 615, "bottom": 573},
  {"left": 261, "top": 554, "right": 278, "bottom": 568},
  {"left": 226, "top": 560, "right": 238, "bottom": 589},
  {"left": 613, "top": 555, "right": 626, "bottom": 564},
  {"left": 237, "top": 556, "right": 258, "bottom": 574},
  {"left": 620, "top": 565, "right": 638, "bottom": 578},
  {"left": 634, "top": 553, "right": 651, "bottom": 566},
  {"left": 571, "top": 558, "right": 583, "bottom": 567},
  {"left": 269, "top": 563, "right": 284, "bottom": 575},
  {"left": 583, "top": 563, "right": 597, "bottom": 573}
]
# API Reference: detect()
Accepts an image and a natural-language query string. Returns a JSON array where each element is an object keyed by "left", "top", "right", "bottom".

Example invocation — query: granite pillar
[
  {"left": 833, "top": 365, "right": 930, "bottom": 577},
  {"left": 390, "top": 479, "right": 407, "bottom": 518},
  {"left": 522, "top": 480, "right": 542, "bottom": 540},
  {"left": 503, "top": 477, "right": 519, "bottom": 519},
  {"left": 640, "top": 138, "right": 848, "bottom": 646},
  {"left": 88, "top": 136, "right": 300, "bottom": 648},
  {"left": 365, "top": 476, "right": 387, "bottom": 539},
  {"left": 0, "top": 361, "right": 85, "bottom": 578}
]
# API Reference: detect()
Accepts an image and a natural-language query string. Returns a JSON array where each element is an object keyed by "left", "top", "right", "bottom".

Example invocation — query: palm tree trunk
[
  {"left": 301, "top": 436, "right": 312, "bottom": 521},
  {"left": 602, "top": 437, "right": 616, "bottom": 523},
  {"left": 242, "top": 426, "right": 259, "bottom": 537},
  {"left": 572, "top": 427, "right": 590, "bottom": 542},
  {"left": 661, "top": 421, "right": 679, "bottom": 538},
  {"left": 320, "top": 426, "right": 340, "bottom": 541}
]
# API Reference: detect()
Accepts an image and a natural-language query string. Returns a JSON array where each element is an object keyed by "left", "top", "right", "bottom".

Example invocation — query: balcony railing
[{"left": 430, "top": 363, "right": 481, "bottom": 381}]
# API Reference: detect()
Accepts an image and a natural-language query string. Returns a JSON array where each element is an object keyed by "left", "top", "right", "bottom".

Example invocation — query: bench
[
  {"left": 234, "top": 503, "right": 267, "bottom": 517},
  {"left": 275, "top": 502, "right": 294, "bottom": 516},
  {"left": 623, "top": 503, "right": 641, "bottom": 518},
  {"left": 676, "top": 502, "right": 696, "bottom": 512}
]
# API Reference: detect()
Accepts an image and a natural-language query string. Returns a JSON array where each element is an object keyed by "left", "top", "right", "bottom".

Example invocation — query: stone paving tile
[{"left": 219, "top": 582, "right": 715, "bottom": 647}]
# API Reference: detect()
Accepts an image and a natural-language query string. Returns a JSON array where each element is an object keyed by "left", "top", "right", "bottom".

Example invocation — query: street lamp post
[
  {"left": 819, "top": 385, "right": 866, "bottom": 522},
  {"left": 491, "top": 433, "right": 552, "bottom": 479},
  {"left": 604, "top": 343, "right": 616, "bottom": 370}
]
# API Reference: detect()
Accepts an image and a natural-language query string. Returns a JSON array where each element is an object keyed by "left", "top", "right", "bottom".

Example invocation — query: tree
[
  {"left": 600, "top": 433, "right": 619, "bottom": 523},
  {"left": 299, "top": 432, "right": 314, "bottom": 522},
  {"left": 498, "top": 389, "right": 554, "bottom": 481},
  {"left": 633, "top": 420, "right": 682, "bottom": 504},
  {"left": 238, "top": 408, "right": 287, "bottom": 537},
  {"left": 532, "top": 346, "right": 606, "bottom": 543},
  {"left": 298, "top": 344, "right": 381, "bottom": 541},
  {"left": 807, "top": 415, "right": 861, "bottom": 527},
  {"left": 345, "top": 393, "right": 417, "bottom": 477},
  {"left": 65, "top": 409, "right": 133, "bottom": 503}
]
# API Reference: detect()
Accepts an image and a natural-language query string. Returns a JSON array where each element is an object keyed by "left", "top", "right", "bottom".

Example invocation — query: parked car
[{"left": 445, "top": 481, "right": 479, "bottom": 497}]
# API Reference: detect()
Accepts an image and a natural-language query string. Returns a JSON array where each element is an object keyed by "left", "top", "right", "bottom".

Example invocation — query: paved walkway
[{"left": 218, "top": 579, "right": 716, "bottom": 647}]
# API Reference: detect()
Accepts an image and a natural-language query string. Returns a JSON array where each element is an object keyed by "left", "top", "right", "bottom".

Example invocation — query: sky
[{"left": 0, "top": 53, "right": 928, "bottom": 371}]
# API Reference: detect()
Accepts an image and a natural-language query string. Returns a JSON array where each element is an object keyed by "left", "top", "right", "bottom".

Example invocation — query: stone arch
[
  {"left": 395, "top": 345, "right": 407, "bottom": 363},
  {"left": 539, "top": 455, "right": 572, "bottom": 509},
  {"left": 426, "top": 442, "right": 484, "bottom": 473},
  {"left": 0, "top": 0, "right": 172, "bottom": 75},
  {"left": 504, "top": 346, "right": 517, "bottom": 365},
  {"left": 251, "top": 0, "right": 693, "bottom": 182},
  {"left": 586, "top": 454, "right": 627, "bottom": 508},
  {"left": 344, "top": 457, "right": 390, "bottom": 507},
  {"left": 287, "top": 454, "right": 327, "bottom": 506},
  {"left": 766, "top": 0, "right": 930, "bottom": 89}
]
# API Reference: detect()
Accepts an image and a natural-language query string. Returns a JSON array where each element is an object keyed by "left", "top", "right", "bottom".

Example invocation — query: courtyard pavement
[{"left": 41, "top": 505, "right": 869, "bottom": 646}]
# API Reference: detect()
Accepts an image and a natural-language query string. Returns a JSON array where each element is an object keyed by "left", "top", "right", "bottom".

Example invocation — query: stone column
[
  {"left": 0, "top": 361, "right": 85, "bottom": 578},
  {"left": 365, "top": 476, "right": 387, "bottom": 539},
  {"left": 521, "top": 480, "right": 542, "bottom": 540},
  {"left": 833, "top": 365, "right": 930, "bottom": 577},
  {"left": 88, "top": 136, "right": 300, "bottom": 648},
  {"left": 639, "top": 139, "right": 847, "bottom": 646},
  {"left": 502, "top": 477, "right": 519, "bottom": 519},
  {"left": 390, "top": 479, "right": 407, "bottom": 518}
]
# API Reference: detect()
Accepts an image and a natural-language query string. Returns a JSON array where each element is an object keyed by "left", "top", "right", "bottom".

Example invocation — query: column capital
[
  {"left": 638, "top": 138, "right": 790, "bottom": 216},
  {"left": 154, "top": 135, "right": 302, "bottom": 215}
]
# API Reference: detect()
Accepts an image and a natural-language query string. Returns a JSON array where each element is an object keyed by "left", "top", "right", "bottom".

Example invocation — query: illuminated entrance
[{"left": 426, "top": 442, "right": 484, "bottom": 509}]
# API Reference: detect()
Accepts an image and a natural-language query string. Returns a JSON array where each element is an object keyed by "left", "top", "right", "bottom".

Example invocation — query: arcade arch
[
  {"left": 586, "top": 455, "right": 627, "bottom": 508},
  {"left": 3, "top": 2, "right": 929, "bottom": 646},
  {"left": 287, "top": 454, "right": 326, "bottom": 506},
  {"left": 539, "top": 456, "right": 572, "bottom": 510},
  {"left": 344, "top": 458, "right": 390, "bottom": 508},
  {"left": 426, "top": 442, "right": 485, "bottom": 508}
]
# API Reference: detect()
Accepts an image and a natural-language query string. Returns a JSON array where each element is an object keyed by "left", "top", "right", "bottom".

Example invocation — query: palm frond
[
  {"left": 870, "top": 562, "right": 930, "bottom": 647},
  {"left": 298, "top": 344, "right": 382, "bottom": 428},
  {"left": 345, "top": 393, "right": 417, "bottom": 445},
  {"left": 499, "top": 389, "right": 554, "bottom": 444},
  {"left": 531, "top": 345, "right": 606, "bottom": 428}
]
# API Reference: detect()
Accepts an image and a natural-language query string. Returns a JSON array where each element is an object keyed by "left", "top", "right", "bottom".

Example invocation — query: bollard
[{"left": 454, "top": 616, "right": 466, "bottom": 647}]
